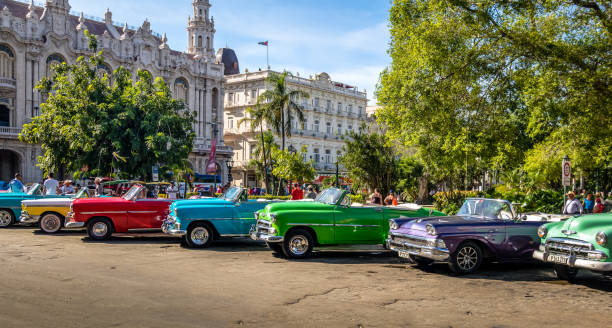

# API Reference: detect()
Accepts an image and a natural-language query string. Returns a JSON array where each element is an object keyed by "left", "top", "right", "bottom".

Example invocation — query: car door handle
[{"left": 374, "top": 208, "right": 383, "bottom": 212}]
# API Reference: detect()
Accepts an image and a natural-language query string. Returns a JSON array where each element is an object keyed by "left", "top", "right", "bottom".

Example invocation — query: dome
[{"left": 215, "top": 48, "right": 240, "bottom": 75}]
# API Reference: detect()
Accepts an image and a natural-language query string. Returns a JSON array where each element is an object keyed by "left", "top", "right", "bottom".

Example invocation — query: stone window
[
  {"left": 337, "top": 102, "right": 342, "bottom": 113},
  {"left": 46, "top": 53, "right": 66, "bottom": 77},
  {"left": 314, "top": 148, "right": 320, "bottom": 163},
  {"left": 303, "top": 119, "right": 307, "bottom": 131},
  {"left": 0, "top": 44, "right": 15, "bottom": 79},
  {"left": 314, "top": 97, "right": 320, "bottom": 109},
  {"left": 326, "top": 100, "right": 331, "bottom": 111},
  {"left": 325, "top": 149, "right": 331, "bottom": 163},
  {"left": 348, "top": 104, "right": 353, "bottom": 114},
  {"left": 314, "top": 120, "right": 319, "bottom": 132},
  {"left": 198, "top": 36, "right": 203, "bottom": 48},
  {"left": 326, "top": 122, "right": 332, "bottom": 134},
  {"left": 228, "top": 117, "right": 233, "bottom": 129},
  {"left": 174, "top": 78, "right": 189, "bottom": 105},
  {"left": 337, "top": 123, "right": 342, "bottom": 135}
]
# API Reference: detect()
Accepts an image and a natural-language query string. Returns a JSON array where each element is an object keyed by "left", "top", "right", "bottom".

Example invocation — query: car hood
[
  {"left": 550, "top": 213, "right": 612, "bottom": 238},
  {"left": 22, "top": 198, "right": 73, "bottom": 207},
  {"left": 264, "top": 201, "right": 330, "bottom": 213},
  {"left": 172, "top": 198, "right": 234, "bottom": 209},
  {"left": 396, "top": 215, "right": 497, "bottom": 233}
]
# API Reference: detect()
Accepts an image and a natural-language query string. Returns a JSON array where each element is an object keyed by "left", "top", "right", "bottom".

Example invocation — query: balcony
[
  {"left": 0, "top": 77, "right": 16, "bottom": 95},
  {"left": 0, "top": 126, "right": 21, "bottom": 139}
]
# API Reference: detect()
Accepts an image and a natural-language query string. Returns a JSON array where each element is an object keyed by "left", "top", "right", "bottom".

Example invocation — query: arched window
[
  {"left": 0, "top": 44, "right": 15, "bottom": 79},
  {"left": 211, "top": 88, "right": 219, "bottom": 122},
  {"left": 46, "top": 54, "right": 66, "bottom": 77},
  {"left": 197, "top": 36, "right": 203, "bottom": 48},
  {"left": 174, "top": 78, "right": 189, "bottom": 105},
  {"left": 206, "top": 37, "right": 210, "bottom": 49},
  {"left": 0, "top": 104, "right": 10, "bottom": 126}
]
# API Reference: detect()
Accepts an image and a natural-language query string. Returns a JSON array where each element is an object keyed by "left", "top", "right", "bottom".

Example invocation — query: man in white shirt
[
  {"left": 43, "top": 173, "right": 60, "bottom": 195},
  {"left": 166, "top": 182, "right": 178, "bottom": 200},
  {"left": 563, "top": 191, "right": 583, "bottom": 215}
]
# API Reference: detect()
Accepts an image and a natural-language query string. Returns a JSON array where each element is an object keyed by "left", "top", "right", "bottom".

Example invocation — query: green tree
[
  {"left": 21, "top": 49, "right": 195, "bottom": 179},
  {"left": 248, "top": 131, "right": 279, "bottom": 190},
  {"left": 340, "top": 126, "right": 398, "bottom": 194},
  {"left": 377, "top": 0, "right": 611, "bottom": 189},
  {"left": 271, "top": 147, "right": 316, "bottom": 185},
  {"left": 240, "top": 101, "right": 276, "bottom": 189},
  {"left": 260, "top": 71, "right": 309, "bottom": 150}
]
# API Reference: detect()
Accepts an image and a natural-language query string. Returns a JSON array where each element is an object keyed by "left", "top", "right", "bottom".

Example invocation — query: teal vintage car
[
  {"left": 0, "top": 184, "right": 71, "bottom": 228},
  {"left": 162, "top": 187, "right": 279, "bottom": 248},
  {"left": 533, "top": 213, "right": 612, "bottom": 281}
]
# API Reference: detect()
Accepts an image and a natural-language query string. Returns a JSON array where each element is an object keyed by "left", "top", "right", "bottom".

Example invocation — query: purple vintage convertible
[{"left": 387, "top": 198, "right": 546, "bottom": 274}]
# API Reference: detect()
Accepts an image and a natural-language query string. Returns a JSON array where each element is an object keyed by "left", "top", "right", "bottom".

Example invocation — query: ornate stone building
[
  {"left": 0, "top": 0, "right": 233, "bottom": 184},
  {"left": 224, "top": 69, "right": 368, "bottom": 188}
]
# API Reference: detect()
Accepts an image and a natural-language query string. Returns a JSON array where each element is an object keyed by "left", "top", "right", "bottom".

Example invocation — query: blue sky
[{"left": 66, "top": 0, "right": 392, "bottom": 105}]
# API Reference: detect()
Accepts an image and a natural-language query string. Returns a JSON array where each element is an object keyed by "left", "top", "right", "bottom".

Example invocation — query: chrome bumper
[
  {"left": 64, "top": 220, "right": 85, "bottom": 229},
  {"left": 249, "top": 225, "right": 283, "bottom": 242},
  {"left": 387, "top": 238, "right": 450, "bottom": 262},
  {"left": 19, "top": 213, "right": 40, "bottom": 224},
  {"left": 533, "top": 250, "right": 612, "bottom": 272},
  {"left": 161, "top": 216, "right": 186, "bottom": 236}
]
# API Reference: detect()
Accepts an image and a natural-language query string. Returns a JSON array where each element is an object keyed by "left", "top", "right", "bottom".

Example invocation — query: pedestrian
[
  {"left": 384, "top": 191, "right": 394, "bottom": 206},
  {"left": 166, "top": 182, "right": 178, "bottom": 200},
  {"left": 392, "top": 192, "right": 399, "bottom": 206},
  {"left": 8, "top": 173, "right": 26, "bottom": 193},
  {"left": 592, "top": 194, "right": 604, "bottom": 214},
  {"left": 291, "top": 183, "right": 303, "bottom": 200},
  {"left": 43, "top": 173, "right": 60, "bottom": 195},
  {"left": 370, "top": 188, "right": 383, "bottom": 205},
  {"left": 94, "top": 178, "right": 103, "bottom": 196},
  {"left": 60, "top": 180, "right": 75, "bottom": 194},
  {"left": 583, "top": 193, "right": 594, "bottom": 213},
  {"left": 304, "top": 185, "right": 317, "bottom": 199},
  {"left": 563, "top": 191, "right": 583, "bottom": 215}
]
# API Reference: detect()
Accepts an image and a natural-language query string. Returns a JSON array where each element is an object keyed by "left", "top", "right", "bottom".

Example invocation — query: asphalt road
[{"left": 0, "top": 227, "right": 610, "bottom": 328}]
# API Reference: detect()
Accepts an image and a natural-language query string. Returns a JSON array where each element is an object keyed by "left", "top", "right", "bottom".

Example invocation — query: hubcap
[
  {"left": 42, "top": 215, "right": 61, "bottom": 232},
  {"left": 92, "top": 222, "right": 108, "bottom": 237},
  {"left": 457, "top": 246, "right": 478, "bottom": 271},
  {"left": 289, "top": 235, "right": 309, "bottom": 255},
  {"left": 0, "top": 211, "right": 11, "bottom": 227},
  {"left": 190, "top": 227, "right": 209, "bottom": 245}
]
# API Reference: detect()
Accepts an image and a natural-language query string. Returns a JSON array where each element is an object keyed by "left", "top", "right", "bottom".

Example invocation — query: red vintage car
[{"left": 65, "top": 185, "right": 173, "bottom": 240}]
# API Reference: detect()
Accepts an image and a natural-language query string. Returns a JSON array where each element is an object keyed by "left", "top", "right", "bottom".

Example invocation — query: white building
[
  {"left": 224, "top": 70, "right": 368, "bottom": 188},
  {"left": 0, "top": 0, "right": 233, "bottom": 184}
]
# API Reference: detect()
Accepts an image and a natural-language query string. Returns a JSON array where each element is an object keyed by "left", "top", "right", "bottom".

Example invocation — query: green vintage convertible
[{"left": 250, "top": 187, "right": 445, "bottom": 258}]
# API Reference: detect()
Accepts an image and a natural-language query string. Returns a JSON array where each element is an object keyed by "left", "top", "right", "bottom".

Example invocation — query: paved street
[{"left": 0, "top": 227, "right": 610, "bottom": 328}]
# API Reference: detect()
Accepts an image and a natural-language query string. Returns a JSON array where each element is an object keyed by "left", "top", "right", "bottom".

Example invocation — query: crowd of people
[
  {"left": 562, "top": 190, "right": 612, "bottom": 214},
  {"left": 8, "top": 172, "right": 80, "bottom": 195}
]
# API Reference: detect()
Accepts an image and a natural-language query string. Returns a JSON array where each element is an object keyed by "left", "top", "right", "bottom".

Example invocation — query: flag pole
[{"left": 266, "top": 43, "right": 269, "bottom": 69}]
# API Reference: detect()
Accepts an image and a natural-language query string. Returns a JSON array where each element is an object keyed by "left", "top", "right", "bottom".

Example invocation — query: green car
[
  {"left": 250, "top": 187, "right": 444, "bottom": 258},
  {"left": 533, "top": 213, "right": 612, "bottom": 281}
]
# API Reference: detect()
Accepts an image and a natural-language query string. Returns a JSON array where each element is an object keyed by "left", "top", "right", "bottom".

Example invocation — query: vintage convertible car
[
  {"left": 0, "top": 184, "right": 71, "bottom": 228},
  {"left": 20, "top": 188, "right": 91, "bottom": 233},
  {"left": 387, "top": 198, "right": 551, "bottom": 274},
  {"left": 250, "top": 187, "right": 445, "bottom": 258},
  {"left": 161, "top": 187, "right": 277, "bottom": 248},
  {"left": 65, "top": 185, "right": 173, "bottom": 240},
  {"left": 533, "top": 213, "right": 612, "bottom": 281}
]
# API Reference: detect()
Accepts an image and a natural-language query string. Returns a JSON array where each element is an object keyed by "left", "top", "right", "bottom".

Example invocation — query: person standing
[
  {"left": 94, "top": 178, "right": 103, "bottom": 197},
  {"left": 304, "top": 186, "right": 317, "bottom": 199},
  {"left": 8, "top": 173, "right": 26, "bottom": 193},
  {"left": 166, "top": 182, "right": 178, "bottom": 200},
  {"left": 593, "top": 194, "right": 604, "bottom": 213},
  {"left": 583, "top": 193, "right": 594, "bottom": 213},
  {"left": 384, "top": 191, "right": 394, "bottom": 206},
  {"left": 370, "top": 188, "right": 383, "bottom": 205},
  {"left": 563, "top": 191, "right": 583, "bottom": 215},
  {"left": 291, "top": 183, "right": 303, "bottom": 200},
  {"left": 43, "top": 173, "right": 60, "bottom": 195}
]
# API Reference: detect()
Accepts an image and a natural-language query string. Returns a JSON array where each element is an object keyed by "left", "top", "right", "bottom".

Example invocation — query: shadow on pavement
[
  {"left": 80, "top": 234, "right": 182, "bottom": 245},
  {"left": 181, "top": 238, "right": 271, "bottom": 252},
  {"left": 33, "top": 229, "right": 85, "bottom": 236}
]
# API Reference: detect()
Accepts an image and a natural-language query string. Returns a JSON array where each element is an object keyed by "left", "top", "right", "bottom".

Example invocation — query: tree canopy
[
  {"left": 377, "top": 0, "right": 611, "bottom": 190},
  {"left": 271, "top": 147, "right": 316, "bottom": 184},
  {"left": 21, "top": 51, "right": 195, "bottom": 180}
]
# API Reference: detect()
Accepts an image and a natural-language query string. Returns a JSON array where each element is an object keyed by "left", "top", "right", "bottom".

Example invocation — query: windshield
[
  {"left": 122, "top": 185, "right": 144, "bottom": 201},
  {"left": 316, "top": 188, "right": 344, "bottom": 205},
  {"left": 74, "top": 188, "right": 89, "bottom": 199},
  {"left": 222, "top": 187, "right": 241, "bottom": 201},
  {"left": 27, "top": 183, "right": 42, "bottom": 195},
  {"left": 457, "top": 199, "right": 513, "bottom": 219}
]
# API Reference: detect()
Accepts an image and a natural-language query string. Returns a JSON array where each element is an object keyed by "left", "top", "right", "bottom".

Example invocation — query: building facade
[
  {"left": 0, "top": 0, "right": 232, "bottom": 184},
  {"left": 224, "top": 70, "right": 368, "bottom": 188}
]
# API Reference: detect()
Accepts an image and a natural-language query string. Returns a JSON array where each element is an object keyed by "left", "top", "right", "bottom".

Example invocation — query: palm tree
[
  {"left": 260, "top": 71, "right": 310, "bottom": 151},
  {"left": 239, "top": 101, "right": 275, "bottom": 191}
]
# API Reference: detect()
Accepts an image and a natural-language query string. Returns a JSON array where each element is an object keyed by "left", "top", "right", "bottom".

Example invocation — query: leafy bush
[
  {"left": 350, "top": 194, "right": 365, "bottom": 204},
  {"left": 433, "top": 191, "right": 482, "bottom": 214}
]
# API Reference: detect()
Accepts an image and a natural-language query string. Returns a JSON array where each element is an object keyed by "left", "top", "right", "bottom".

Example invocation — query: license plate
[
  {"left": 549, "top": 254, "right": 569, "bottom": 265},
  {"left": 398, "top": 251, "right": 411, "bottom": 258}
]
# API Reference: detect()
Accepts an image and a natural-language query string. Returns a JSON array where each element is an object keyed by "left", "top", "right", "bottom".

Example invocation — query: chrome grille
[
  {"left": 256, "top": 219, "right": 273, "bottom": 234},
  {"left": 390, "top": 233, "right": 432, "bottom": 248},
  {"left": 545, "top": 238, "right": 594, "bottom": 260}
]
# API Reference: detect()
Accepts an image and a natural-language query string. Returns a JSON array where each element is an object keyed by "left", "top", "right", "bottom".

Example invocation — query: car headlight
[
  {"left": 425, "top": 224, "right": 437, "bottom": 236},
  {"left": 595, "top": 231, "right": 607, "bottom": 246},
  {"left": 269, "top": 213, "right": 276, "bottom": 223},
  {"left": 389, "top": 219, "right": 399, "bottom": 230},
  {"left": 538, "top": 225, "right": 547, "bottom": 238},
  {"left": 436, "top": 239, "right": 446, "bottom": 249}
]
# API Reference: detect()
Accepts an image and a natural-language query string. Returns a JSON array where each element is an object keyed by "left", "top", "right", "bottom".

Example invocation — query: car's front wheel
[
  {"left": 39, "top": 213, "right": 63, "bottom": 234},
  {"left": 553, "top": 265, "right": 578, "bottom": 282},
  {"left": 0, "top": 209, "right": 15, "bottom": 228},
  {"left": 283, "top": 229, "right": 314, "bottom": 259},
  {"left": 87, "top": 218, "right": 113, "bottom": 241},
  {"left": 449, "top": 241, "right": 483, "bottom": 274},
  {"left": 185, "top": 222, "right": 214, "bottom": 248}
]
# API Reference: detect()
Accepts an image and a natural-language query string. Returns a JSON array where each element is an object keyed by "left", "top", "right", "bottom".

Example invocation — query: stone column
[
  {"left": 25, "top": 57, "right": 33, "bottom": 120},
  {"left": 204, "top": 85, "right": 212, "bottom": 140},
  {"left": 15, "top": 52, "right": 25, "bottom": 127}
]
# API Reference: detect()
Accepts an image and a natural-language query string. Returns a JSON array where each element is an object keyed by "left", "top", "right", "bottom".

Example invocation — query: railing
[
  {"left": 0, "top": 78, "right": 16, "bottom": 89},
  {"left": 0, "top": 126, "right": 21, "bottom": 137}
]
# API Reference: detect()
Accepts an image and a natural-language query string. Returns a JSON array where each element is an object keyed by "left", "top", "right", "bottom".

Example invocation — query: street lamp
[{"left": 226, "top": 158, "right": 234, "bottom": 185}]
